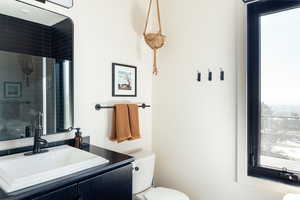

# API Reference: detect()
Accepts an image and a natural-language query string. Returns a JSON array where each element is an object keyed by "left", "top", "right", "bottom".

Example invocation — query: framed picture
[
  {"left": 112, "top": 63, "right": 137, "bottom": 97},
  {"left": 4, "top": 82, "right": 22, "bottom": 98}
]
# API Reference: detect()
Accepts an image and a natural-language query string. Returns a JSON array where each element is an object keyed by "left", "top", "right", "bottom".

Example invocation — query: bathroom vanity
[
  {"left": 0, "top": 1, "right": 136, "bottom": 199},
  {"left": 0, "top": 140, "right": 134, "bottom": 200}
]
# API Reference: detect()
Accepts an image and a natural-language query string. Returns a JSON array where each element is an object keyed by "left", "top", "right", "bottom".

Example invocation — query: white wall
[
  {"left": 153, "top": 0, "right": 300, "bottom": 200},
  {"left": 0, "top": 0, "right": 153, "bottom": 153}
]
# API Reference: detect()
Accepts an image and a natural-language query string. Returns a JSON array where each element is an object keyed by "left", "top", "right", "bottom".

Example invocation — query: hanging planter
[{"left": 143, "top": 0, "right": 166, "bottom": 75}]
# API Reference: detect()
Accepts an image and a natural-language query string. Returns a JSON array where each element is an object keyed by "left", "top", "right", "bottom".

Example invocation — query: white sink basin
[{"left": 0, "top": 145, "right": 109, "bottom": 193}]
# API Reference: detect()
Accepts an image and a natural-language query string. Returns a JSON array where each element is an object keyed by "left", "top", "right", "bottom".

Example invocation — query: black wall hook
[
  {"left": 208, "top": 70, "right": 212, "bottom": 81},
  {"left": 197, "top": 71, "right": 201, "bottom": 82},
  {"left": 220, "top": 68, "right": 225, "bottom": 81}
]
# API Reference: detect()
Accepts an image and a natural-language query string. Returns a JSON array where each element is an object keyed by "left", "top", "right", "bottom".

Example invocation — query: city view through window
[{"left": 260, "top": 7, "right": 300, "bottom": 169}]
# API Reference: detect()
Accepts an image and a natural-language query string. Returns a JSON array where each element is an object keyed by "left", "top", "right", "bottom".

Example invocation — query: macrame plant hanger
[{"left": 143, "top": 0, "right": 166, "bottom": 75}]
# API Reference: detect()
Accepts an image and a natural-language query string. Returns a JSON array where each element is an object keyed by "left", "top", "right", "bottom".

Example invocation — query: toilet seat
[{"left": 136, "top": 187, "right": 189, "bottom": 200}]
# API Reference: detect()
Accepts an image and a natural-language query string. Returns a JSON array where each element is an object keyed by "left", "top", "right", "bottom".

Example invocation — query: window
[{"left": 248, "top": 1, "right": 300, "bottom": 185}]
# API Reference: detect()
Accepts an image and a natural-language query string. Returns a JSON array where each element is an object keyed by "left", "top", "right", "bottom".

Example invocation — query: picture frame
[
  {"left": 112, "top": 63, "right": 137, "bottom": 97},
  {"left": 4, "top": 82, "right": 22, "bottom": 98}
]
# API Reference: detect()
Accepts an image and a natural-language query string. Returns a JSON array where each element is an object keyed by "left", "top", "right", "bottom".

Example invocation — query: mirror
[{"left": 0, "top": 0, "right": 73, "bottom": 141}]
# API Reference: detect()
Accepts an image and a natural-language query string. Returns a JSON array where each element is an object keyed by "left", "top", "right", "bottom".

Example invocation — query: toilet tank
[{"left": 129, "top": 150, "right": 155, "bottom": 194}]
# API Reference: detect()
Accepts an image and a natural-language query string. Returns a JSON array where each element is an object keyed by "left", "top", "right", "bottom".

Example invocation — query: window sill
[{"left": 248, "top": 166, "right": 300, "bottom": 187}]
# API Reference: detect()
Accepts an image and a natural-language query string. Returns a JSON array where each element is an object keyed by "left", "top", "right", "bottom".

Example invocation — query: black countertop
[{"left": 0, "top": 143, "right": 134, "bottom": 200}]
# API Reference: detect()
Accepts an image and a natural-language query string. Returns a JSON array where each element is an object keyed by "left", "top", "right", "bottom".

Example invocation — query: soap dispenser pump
[{"left": 74, "top": 128, "right": 83, "bottom": 148}]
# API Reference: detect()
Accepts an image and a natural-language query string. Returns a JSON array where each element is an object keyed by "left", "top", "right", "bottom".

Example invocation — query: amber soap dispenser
[{"left": 74, "top": 128, "right": 83, "bottom": 148}]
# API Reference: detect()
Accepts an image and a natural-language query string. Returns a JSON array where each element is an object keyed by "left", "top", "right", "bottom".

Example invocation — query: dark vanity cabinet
[
  {"left": 32, "top": 184, "right": 78, "bottom": 200},
  {"left": 31, "top": 165, "right": 132, "bottom": 200},
  {"left": 78, "top": 165, "right": 132, "bottom": 200},
  {"left": 0, "top": 143, "right": 134, "bottom": 200}
]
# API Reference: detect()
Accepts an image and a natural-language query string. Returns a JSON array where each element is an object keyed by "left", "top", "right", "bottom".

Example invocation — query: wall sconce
[
  {"left": 34, "top": 0, "right": 73, "bottom": 8},
  {"left": 242, "top": 0, "right": 260, "bottom": 3},
  {"left": 18, "top": 55, "right": 34, "bottom": 87}
]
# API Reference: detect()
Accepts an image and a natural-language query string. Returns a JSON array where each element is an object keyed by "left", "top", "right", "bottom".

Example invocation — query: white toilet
[{"left": 129, "top": 150, "right": 189, "bottom": 200}]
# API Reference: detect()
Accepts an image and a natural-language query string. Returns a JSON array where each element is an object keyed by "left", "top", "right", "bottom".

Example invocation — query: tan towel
[
  {"left": 110, "top": 104, "right": 141, "bottom": 143},
  {"left": 128, "top": 104, "right": 141, "bottom": 140},
  {"left": 110, "top": 104, "right": 132, "bottom": 143}
]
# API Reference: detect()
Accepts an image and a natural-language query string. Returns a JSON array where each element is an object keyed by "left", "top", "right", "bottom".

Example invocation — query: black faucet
[{"left": 25, "top": 112, "right": 48, "bottom": 156}]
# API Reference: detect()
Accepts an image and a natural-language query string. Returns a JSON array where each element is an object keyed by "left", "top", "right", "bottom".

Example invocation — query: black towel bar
[{"left": 95, "top": 103, "right": 151, "bottom": 111}]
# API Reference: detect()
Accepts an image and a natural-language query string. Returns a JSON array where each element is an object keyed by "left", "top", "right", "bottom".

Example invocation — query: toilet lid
[{"left": 143, "top": 187, "right": 189, "bottom": 200}]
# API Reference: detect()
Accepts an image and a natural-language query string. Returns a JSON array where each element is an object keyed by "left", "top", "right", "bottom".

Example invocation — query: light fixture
[
  {"left": 283, "top": 194, "right": 300, "bottom": 200},
  {"left": 242, "top": 0, "right": 265, "bottom": 3},
  {"left": 18, "top": 55, "right": 34, "bottom": 87},
  {"left": 34, "top": 0, "right": 73, "bottom": 9}
]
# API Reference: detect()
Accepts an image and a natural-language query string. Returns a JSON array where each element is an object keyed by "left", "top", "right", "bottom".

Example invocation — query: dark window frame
[{"left": 248, "top": 0, "right": 300, "bottom": 185}]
